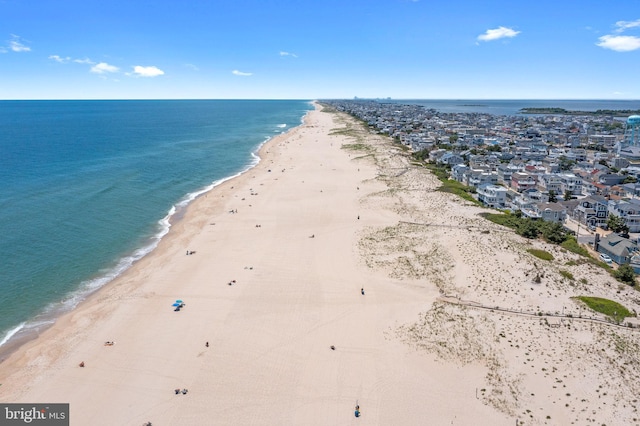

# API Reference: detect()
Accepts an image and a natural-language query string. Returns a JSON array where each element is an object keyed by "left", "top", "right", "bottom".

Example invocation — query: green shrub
[
  {"left": 613, "top": 264, "right": 637, "bottom": 287},
  {"left": 575, "top": 296, "right": 632, "bottom": 322},
  {"left": 527, "top": 249, "right": 554, "bottom": 261},
  {"left": 559, "top": 270, "right": 574, "bottom": 280}
]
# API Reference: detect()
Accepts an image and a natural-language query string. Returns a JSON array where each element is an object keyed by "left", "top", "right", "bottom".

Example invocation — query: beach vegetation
[
  {"left": 518, "top": 220, "right": 540, "bottom": 239},
  {"left": 559, "top": 270, "right": 574, "bottom": 280},
  {"left": 341, "top": 143, "right": 371, "bottom": 152},
  {"left": 480, "top": 212, "right": 522, "bottom": 229},
  {"left": 420, "top": 164, "right": 482, "bottom": 205},
  {"left": 560, "top": 236, "right": 589, "bottom": 257},
  {"left": 575, "top": 296, "right": 632, "bottom": 323},
  {"left": 527, "top": 249, "right": 554, "bottom": 261},
  {"left": 613, "top": 264, "right": 637, "bottom": 287},
  {"left": 539, "top": 221, "right": 567, "bottom": 244},
  {"left": 412, "top": 148, "right": 430, "bottom": 162}
]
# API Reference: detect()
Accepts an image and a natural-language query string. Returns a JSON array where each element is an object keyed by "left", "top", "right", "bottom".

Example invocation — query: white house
[{"left": 477, "top": 184, "right": 508, "bottom": 209}]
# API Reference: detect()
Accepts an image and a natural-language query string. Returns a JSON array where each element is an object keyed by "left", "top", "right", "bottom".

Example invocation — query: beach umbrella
[
  {"left": 175, "top": 299, "right": 183, "bottom": 303},
  {"left": 172, "top": 303, "right": 181, "bottom": 307}
]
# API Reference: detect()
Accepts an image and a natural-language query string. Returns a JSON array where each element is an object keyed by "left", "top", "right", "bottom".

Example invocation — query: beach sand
[{"left": 1, "top": 103, "right": 640, "bottom": 426}]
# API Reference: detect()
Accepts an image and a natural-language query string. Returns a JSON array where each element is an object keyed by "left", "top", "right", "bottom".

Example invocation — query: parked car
[{"left": 600, "top": 253, "right": 613, "bottom": 264}]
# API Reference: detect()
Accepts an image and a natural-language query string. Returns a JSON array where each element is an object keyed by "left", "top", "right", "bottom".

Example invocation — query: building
[
  {"left": 521, "top": 202, "right": 567, "bottom": 223},
  {"left": 511, "top": 172, "right": 537, "bottom": 192},
  {"left": 596, "top": 233, "right": 639, "bottom": 265},
  {"left": 572, "top": 195, "right": 609, "bottom": 228},
  {"left": 608, "top": 199, "right": 640, "bottom": 232},
  {"left": 476, "top": 184, "right": 508, "bottom": 208}
]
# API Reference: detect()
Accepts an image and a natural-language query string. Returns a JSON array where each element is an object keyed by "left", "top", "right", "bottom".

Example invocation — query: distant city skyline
[{"left": 1, "top": 0, "right": 639, "bottom": 100}]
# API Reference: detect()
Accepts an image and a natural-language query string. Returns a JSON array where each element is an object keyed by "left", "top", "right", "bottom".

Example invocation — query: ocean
[{"left": 0, "top": 100, "right": 313, "bottom": 354}]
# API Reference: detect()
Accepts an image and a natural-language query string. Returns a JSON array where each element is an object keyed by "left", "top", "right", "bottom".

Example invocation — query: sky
[{"left": 1, "top": 0, "right": 639, "bottom": 100}]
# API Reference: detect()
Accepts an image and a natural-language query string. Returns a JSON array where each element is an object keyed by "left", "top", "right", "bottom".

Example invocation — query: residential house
[
  {"left": 476, "top": 184, "right": 508, "bottom": 209},
  {"left": 559, "top": 173, "right": 583, "bottom": 196},
  {"left": 521, "top": 202, "right": 567, "bottom": 223},
  {"left": 537, "top": 174, "right": 563, "bottom": 195},
  {"left": 438, "top": 152, "right": 465, "bottom": 166},
  {"left": 511, "top": 172, "right": 537, "bottom": 193},
  {"left": 608, "top": 199, "right": 640, "bottom": 232},
  {"left": 572, "top": 195, "right": 609, "bottom": 228},
  {"left": 466, "top": 168, "right": 498, "bottom": 188},
  {"left": 496, "top": 164, "right": 521, "bottom": 186},
  {"left": 596, "top": 233, "right": 639, "bottom": 265}
]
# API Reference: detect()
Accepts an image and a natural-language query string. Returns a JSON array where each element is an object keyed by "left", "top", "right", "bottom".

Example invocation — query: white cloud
[
  {"left": 132, "top": 65, "right": 165, "bottom": 77},
  {"left": 91, "top": 62, "right": 119, "bottom": 74},
  {"left": 614, "top": 19, "right": 640, "bottom": 33},
  {"left": 596, "top": 35, "right": 640, "bottom": 52},
  {"left": 279, "top": 51, "right": 298, "bottom": 58},
  {"left": 7, "top": 34, "right": 30, "bottom": 52},
  {"left": 232, "top": 70, "right": 252, "bottom": 76},
  {"left": 49, "top": 55, "right": 70, "bottom": 63},
  {"left": 477, "top": 26, "right": 520, "bottom": 42},
  {"left": 73, "top": 58, "right": 94, "bottom": 64}
]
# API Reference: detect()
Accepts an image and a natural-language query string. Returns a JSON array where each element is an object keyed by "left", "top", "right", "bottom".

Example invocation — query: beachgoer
[
  {"left": 330, "top": 345, "right": 335, "bottom": 350},
  {"left": 175, "top": 389, "right": 180, "bottom": 395},
  {"left": 206, "top": 342, "right": 209, "bottom": 348},
  {"left": 361, "top": 288, "right": 365, "bottom": 295},
  {"left": 79, "top": 362, "right": 85, "bottom": 367},
  {"left": 182, "top": 389, "right": 188, "bottom": 395},
  {"left": 357, "top": 215, "right": 360, "bottom": 220}
]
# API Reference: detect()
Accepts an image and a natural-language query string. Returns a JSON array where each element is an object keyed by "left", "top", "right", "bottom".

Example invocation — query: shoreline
[{"left": 0, "top": 105, "right": 312, "bottom": 363}]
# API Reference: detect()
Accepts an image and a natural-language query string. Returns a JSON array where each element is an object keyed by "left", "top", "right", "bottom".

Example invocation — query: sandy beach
[{"left": 2, "top": 103, "right": 640, "bottom": 426}]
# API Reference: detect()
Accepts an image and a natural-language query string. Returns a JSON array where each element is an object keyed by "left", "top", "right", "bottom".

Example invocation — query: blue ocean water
[{"left": 0, "top": 100, "right": 312, "bottom": 352}]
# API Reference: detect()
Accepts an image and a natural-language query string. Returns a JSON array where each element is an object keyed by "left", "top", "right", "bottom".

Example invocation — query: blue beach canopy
[
  {"left": 172, "top": 303, "right": 181, "bottom": 307},
  {"left": 175, "top": 299, "right": 183, "bottom": 303}
]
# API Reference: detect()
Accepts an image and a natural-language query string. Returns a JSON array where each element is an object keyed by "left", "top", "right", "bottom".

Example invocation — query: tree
[
  {"left": 517, "top": 219, "right": 540, "bottom": 239},
  {"left": 540, "top": 221, "right": 567, "bottom": 244},
  {"left": 558, "top": 155, "right": 576, "bottom": 171},
  {"left": 564, "top": 190, "right": 573, "bottom": 201},
  {"left": 607, "top": 214, "right": 629, "bottom": 234},
  {"left": 412, "top": 148, "right": 430, "bottom": 162},
  {"left": 548, "top": 190, "right": 557, "bottom": 203},
  {"left": 613, "top": 264, "right": 637, "bottom": 287}
]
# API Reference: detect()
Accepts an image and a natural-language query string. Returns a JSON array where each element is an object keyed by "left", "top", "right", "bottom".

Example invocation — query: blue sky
[{"left": 1, "top": 0, "right": 639, "bottom": 99}]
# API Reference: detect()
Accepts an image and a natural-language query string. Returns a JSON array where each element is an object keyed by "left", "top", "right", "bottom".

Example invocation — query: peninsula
[
  {"left": 520, "top": 107, "right": 640, "bottom": 116},
  {"left": 1, "top": 102, "right": 639, "bottom": 426}
]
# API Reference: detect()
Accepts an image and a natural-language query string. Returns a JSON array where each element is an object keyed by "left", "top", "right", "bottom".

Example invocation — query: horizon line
[{"left": 2, "top": 98, "right": 640, "bottom": 102}]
